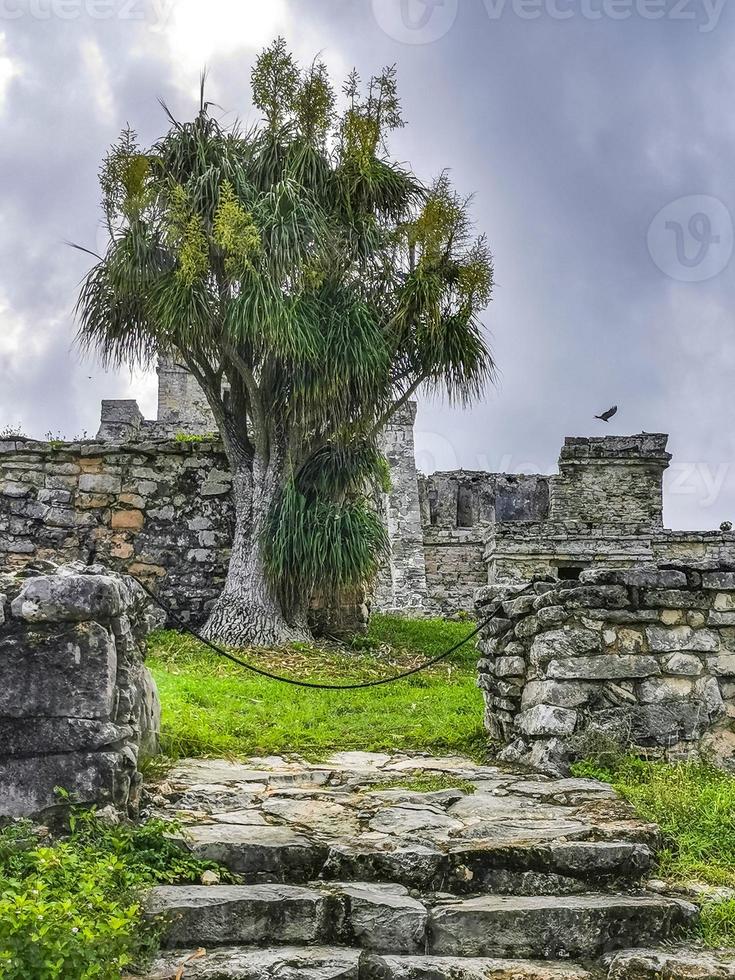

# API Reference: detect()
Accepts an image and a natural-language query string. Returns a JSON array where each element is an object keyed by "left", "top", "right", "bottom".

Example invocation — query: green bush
[{"left": 0, "top": 811, "right": 222, "bottom": 979}]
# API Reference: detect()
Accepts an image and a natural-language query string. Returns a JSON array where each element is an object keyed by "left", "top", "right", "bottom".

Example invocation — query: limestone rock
[{"left": 517, "top": 706, "right": 578, "bottom": 737}]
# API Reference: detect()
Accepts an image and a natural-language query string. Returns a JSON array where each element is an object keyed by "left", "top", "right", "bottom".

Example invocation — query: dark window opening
[
  {"left": 457, "top": 486, "right": 475, "bottom": 528},
  {"left": 556, "top": 565, "right": 584, "bottom": 582},
  {"left": 428, "top": 488, "right": 439, "bottom": 526}
]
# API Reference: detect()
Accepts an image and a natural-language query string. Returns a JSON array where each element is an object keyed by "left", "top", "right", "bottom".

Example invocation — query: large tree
[{"left": 76, "top": 40, "right": 495, "bottom": 647}]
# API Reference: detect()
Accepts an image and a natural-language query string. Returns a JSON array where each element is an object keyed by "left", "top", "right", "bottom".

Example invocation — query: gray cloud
[{"left": 1, "top": 0, "right": 734, "bottom": 529}]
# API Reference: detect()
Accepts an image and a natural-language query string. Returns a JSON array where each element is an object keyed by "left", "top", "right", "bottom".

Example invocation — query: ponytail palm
[{"left": 76, "top": 40, "right": 495, "bottom": 647}]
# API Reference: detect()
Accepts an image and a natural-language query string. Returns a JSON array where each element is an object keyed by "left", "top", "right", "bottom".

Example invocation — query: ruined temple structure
[
  {"left": 81, "top": 361, "right": 735, "bottom": 618},
  {"left": 1, "top": 361, "right": 731, "bottom": 623}
]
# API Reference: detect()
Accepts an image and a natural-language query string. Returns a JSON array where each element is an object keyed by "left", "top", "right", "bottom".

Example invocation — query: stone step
[
  {"left": 145, "top": 883, "right": 428, "bottom": 954},
  {"left": 429, "top": 893, "right": 698, "bottom": 960},
  {"left": 144, "top": 948, "right": 598, "bottom": 979},
  {"left": 605, "top": 947, "right": 735, "bottom": 979},
  {"left": 146, "top": 884, "right": 696, "bottom": 960},
  {"left": 185, "top": 823, "right": 653, "bottom": 894}
]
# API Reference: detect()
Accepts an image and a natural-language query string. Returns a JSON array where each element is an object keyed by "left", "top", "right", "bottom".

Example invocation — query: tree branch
[
  {"left": 223, "top": 341, "right": 269, "bottom": 461},
  {"left": 370, "top": 373, "right": 427, "bottom": 438}
]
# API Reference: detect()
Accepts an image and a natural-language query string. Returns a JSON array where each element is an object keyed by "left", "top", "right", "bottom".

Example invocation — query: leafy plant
[
  {"left": 0, "top": 423, "right": 26, "bottom": 439},
  {"left": 0, "top": 811, "right": 224, "bottom": 979}
]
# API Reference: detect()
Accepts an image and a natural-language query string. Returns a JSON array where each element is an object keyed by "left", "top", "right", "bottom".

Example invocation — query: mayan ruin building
[{"left": 3, "top": 359, "right": 733, "bottom": 624}]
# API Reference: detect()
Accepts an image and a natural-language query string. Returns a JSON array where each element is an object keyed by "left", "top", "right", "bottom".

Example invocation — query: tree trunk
[{"left": 203, "top": 457, "right": 310, "bottom": 648}]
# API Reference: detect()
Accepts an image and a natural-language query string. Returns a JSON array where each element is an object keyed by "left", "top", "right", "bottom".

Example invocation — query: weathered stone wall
[
  {"left": 420, "top": 471, "right": 549, "bottom": 614},
  {"left": 549, "top": 434, "right": 670, "bottom": 527},
  {"left": 0, "top": 436, "right": 233, "bottom": 623},
  {"left": 477, "top": 562, "right": 735, "bottom": 774},
  {"left": 156, "top": 355, "right": 220, "bottom": 438},
  {"left": 373, "top": 402, "right": 429, "bottom": 614},
  {"left": 0, "top": 564, "right": 160, "bottom": 818}
]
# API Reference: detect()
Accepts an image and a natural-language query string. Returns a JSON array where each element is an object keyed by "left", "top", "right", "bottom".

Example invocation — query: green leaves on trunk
[{"left": 263, "top": 443, "right": 390, "bottom": 616}]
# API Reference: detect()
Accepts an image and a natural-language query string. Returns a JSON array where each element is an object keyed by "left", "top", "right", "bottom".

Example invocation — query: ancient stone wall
[
  {"left": 476, "top": 562, "right": 735, "bottom": 774},
  {"left": 373, "top": 402, "right": 429, "bottom": 614},
  {"left": 420, "top": 471, "right": 549, "bottom": 614},
  {"left": 0, "top": 564, "right": 160, "bottom": 818},
  {"left": 0, "top": 436, "right": 233, "bottom": 623},
  {"left": 549, "top": 434, "right": 670, "bottom": 527}
]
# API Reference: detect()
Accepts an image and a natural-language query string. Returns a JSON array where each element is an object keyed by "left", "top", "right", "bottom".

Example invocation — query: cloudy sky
[{"left": 1, "top": 0, "right": 734, "bottom": 529}]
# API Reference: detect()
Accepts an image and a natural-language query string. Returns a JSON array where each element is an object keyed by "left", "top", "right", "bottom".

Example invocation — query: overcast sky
[{"left": 1, "top": 0, "right": 734, "bottom": 529}]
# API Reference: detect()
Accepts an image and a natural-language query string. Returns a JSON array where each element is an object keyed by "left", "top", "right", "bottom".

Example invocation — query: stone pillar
[
  {"left": 0, "top": 564, "right": 161, "bottom": 818},
  {"left": 97, "top": 399, "right": 144, "bottom": 442},
  {"left": 156, "top": 355, "right": 217, "bottom": 436},
  {"left": 375, "top": 402, "right": 429, "bottom": 614}
]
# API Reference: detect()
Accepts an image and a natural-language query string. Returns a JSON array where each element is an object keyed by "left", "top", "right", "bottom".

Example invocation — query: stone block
[
  {"left": 111, "top": 509, "right": 145, "bottom": 531},
  {"left": 660, "top": 609, "right": 684, "bottom": 626},
  {"left": 537, "top": 605, "right": 568, "bottom": 626},
  {"left": 0, "top": 750, "right": 133, "bottom": 818},
  {"left": 643, "top": 590, "right": 711, "bottom": 610},
  {"left": 709, "top": 612, "right": 735, "bottom": 627},
  {"left": 714, "top": 592, "right": 735, "bottom": 611},
  {"left": 517, "top": 705, "right": 578, "bottom": 736},
  {"left": 664, "top": 653, "right": 703, "bottom": 676},
  {"left": 708, "top": 655, "right": 735, "bottom": 677},
  {"left": 11, "top": 574, "right": 124, "bottom": 623},
  {"left": 547, "top": 656, "right": 661, "bottom": 681},
  {"left": 0, "top": 621, "right": 117, "bottom": 719},
  {"left": 79, "top": 472, "right": 122, "bottom": 494},
  {"left": 581, "top": 567, "right": 687, "bottom": 589},
  {"left": 558, "top": 585, "right": 631, "bottom": 610},
  {"left": 514, "top": 616, "right": 541, "bottom": 641},
  {"left": 494, "top": 657, "right": 526, "bottom": 678},
  {"left": 703, "top": 573, "right": 735, "bottom": 590},
  {"left": 530, "top": 628, "right": 601, "bottom": 666},
  {"left": 696, "top": 676, "right": 725, "bottom": 718},
  {"left": 521, "top": 680, "right": 593, "bottom": 710},
  {"left": 638, "top": 677, "right": 694, "bottom": 704},
  {"left": 502, "top": 594, "right": 536, "bottom": 618},
  {"left": 646, "top": 626, "right": 719, "bottom": 653}
]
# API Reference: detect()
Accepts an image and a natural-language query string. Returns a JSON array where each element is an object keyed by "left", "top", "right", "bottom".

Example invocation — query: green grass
[
  {"left": 147, "top": 614, "right": 484, "bottom": 762},
  {"left": 367, "top": 774, "right": 478, "bottom": 795},
  {"left": 572, "top": 755, "right": 735, "bottom": 948}
]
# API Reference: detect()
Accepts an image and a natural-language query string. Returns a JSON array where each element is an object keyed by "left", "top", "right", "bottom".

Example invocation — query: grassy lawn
[
  {"left": 147, "top": 614, "right": 485, "bottom": 762},
  {"left": 573, "top": 755, "right": 735, "bottom": 947}
]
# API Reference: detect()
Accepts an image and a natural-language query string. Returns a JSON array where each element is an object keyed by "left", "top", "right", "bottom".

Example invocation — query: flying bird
[{"left": 595, "top": 406, "right": 618, "bottom": 422}]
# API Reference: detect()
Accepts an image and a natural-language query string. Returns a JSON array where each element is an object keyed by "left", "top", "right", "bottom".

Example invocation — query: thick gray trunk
[{"left": 203, "top": 458, "right": 310, "bottom": 648}]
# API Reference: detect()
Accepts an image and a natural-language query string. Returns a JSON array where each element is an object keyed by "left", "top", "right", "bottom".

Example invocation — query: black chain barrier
[{"left": 133, "top": 577, "right": 535, "bottom": 691}]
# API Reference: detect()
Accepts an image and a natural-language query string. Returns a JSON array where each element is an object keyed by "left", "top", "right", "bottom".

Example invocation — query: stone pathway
[{"left": 139, "top": 751, "right": 731, "bottom": 979}]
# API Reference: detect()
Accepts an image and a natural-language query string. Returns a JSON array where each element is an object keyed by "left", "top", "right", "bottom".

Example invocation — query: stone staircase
[{"left": 140, "top": 753, "right": 701, "bottom": 980}]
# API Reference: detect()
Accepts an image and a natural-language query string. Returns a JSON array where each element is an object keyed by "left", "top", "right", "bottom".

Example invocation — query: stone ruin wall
[
  {"left": 418, "top": 471, "right": 550, "bottom": 614},
  {"left": 6, "top": 382, "right": 735, "bottom": 624},
  {"left": 0, "top": 435, "right": 233, "bottom": 624},
  {"left": 0, "top": 564, "right": 160, "bottom": 818},
  {"left": 476, "top": 563, "right": 735, "bottom": 775}
]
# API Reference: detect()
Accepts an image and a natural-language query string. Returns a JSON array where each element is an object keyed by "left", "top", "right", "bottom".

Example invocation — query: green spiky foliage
[{"left": 76, "top": 39, "right": 495, "bottom": 641}]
